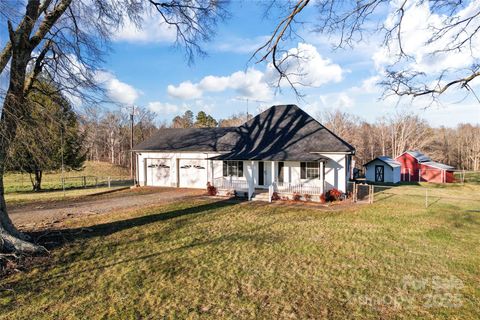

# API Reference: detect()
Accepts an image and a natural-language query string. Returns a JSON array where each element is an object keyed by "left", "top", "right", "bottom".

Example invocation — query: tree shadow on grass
[
  {"left": 29, "top": 198, "right": 242, "bottom": 250},
  {"left": 2, "top": 217, "right": 282, "bottom": 297}
]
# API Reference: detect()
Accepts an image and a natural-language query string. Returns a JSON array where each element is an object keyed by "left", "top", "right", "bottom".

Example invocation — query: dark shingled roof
[
  {"left": 211, "top": 105, "right": 354, "bottom": 161},
  {"left": 132, "top": 127, "right": 237, "bottom": 152},
  {"left": 133, "top": 105, "right": 355, "bottom": 160}
]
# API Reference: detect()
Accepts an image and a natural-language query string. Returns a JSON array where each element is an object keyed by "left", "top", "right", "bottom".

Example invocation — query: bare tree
[
  {"left": 255, "top": 0, "right": 480, "bottom": 100},
  {"left": 0, "top": 0, "right": 227, "bottom": 254},
  {"left": 219, "top": 112, "right": 252, "bottom": 127},
  {"left": 382, "top": 111, "right": 432, "bottom": 158}
]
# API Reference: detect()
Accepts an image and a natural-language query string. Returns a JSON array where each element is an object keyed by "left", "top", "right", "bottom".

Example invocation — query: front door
[
  {"left": 278, "top": 162, "right": 284, "bottom": 183},
  {"left": 375, "top": 165, "right": 384, "bottom": 182},
  {"left": 258, "top": 161, "right": 264, "bottom": 185}
]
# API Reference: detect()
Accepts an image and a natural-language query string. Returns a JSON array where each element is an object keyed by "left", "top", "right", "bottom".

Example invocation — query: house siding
[
  {"left": 320, "top": 153, "right": 347, "bottom": 192},
  {"left": 136, "top": 152, "right": 351, "bottom": 192},
  {"left": 365, "top": 159, "right": 400, "bottom": 183},
  {"left": 395, "top": 152, "right": 455, "bottom": 183}
]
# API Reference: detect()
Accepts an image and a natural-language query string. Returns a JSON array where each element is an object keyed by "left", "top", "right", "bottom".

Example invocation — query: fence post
[
  {"left": 108, "top": 176, "right": 111, "bottom": 188},
  {"left": 95, "top": 177, "right": 98, "bottom": 188},
  {"left": 370, "top": 185, "right": 374, "bottom": 204},
  {"left": 425, "top": 188, "right": 428, "bottom": 208},
  {"left": 83, "top": 176, "right": 86, "bottom": 188},
  {"left": 352, "top": 181, "right": 357, "bottom": 202}
]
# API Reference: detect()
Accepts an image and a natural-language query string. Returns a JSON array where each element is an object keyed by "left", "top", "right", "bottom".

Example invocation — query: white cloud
[
  {"left": 95, "top": 71, "right": 140, "bottom": 105},
  {"left": 113, "top": 13, "right": 176, "bottom": 43},
  {"left": 147, "top": 101, "right": 183, "bottom": 114},
  {"left": 374, "top": 0, "right": 480, "bottom": 73},
  {"left": 167, "top": 43, "right": 343, "bottom": 101},
  {"left": 167, "top": 81, "right": 203, "bottom": 99},
  {"left": 265, "top": 43, "right": 343, "bottom": 87},
  {"left": 351, "top": 75, "right": 382, "bottom": 94},
  {"left": 147, "top": 100, "right": 216, "bottom": 116},
  {"left": 304, "top": 92, "right": 355, "bottom": 116},
  {"left": 168, "top": 68, "right": 273, "bottom": 101}
]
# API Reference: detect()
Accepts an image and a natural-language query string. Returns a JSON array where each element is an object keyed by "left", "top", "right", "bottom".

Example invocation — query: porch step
[{"left": 251, "top": 191, "right": 270, "bottom": 202}]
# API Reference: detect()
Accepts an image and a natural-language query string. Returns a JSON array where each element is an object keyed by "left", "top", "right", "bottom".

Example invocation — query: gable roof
[
  {"left": 402, "top": 150, "right": 431, "bottom": 162},
  {"left": 133, "top": 104, "right": 355, "bottom": 160},
  {"left": 397, "top": 150, "right": 455, "bottom": 170},
  {"left": 132, "top": 127, "right": 236, "bottom": 152},
  {"left": 364, "top": 156, "right": 401, "bottom": 168},
  {"left": 211, "top": 104, "right": 355, "bottom": 161}
]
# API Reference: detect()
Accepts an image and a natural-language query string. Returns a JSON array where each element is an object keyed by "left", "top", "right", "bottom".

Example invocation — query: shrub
[
  {"left": 304, "top": 193, "right": 312, "bottom": 201},
  {"left": 326, "top": 188, "right": 342, "bottom": 202},
  {"left": 319, "top": 193, "right": 326, "bottom": 203},
  {"left": 271, "top": 192, "right": 280, "bottom": 201},
  {"left": 206, "top": 182, "right": 217, "bottom": 196},
  {"left": 292, "top": 192, "right": 301, "bottom": 201}
]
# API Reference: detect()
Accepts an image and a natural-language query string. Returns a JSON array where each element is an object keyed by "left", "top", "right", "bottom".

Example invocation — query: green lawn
[
  {"left": 1, "top": 185, "right": 479, "bottom": 319},
  {"left": 5, "top": 186, "right": 128, "bottom": 206},
  {"left": 4, "top": 161, "right": 130, "bottom": 193}
]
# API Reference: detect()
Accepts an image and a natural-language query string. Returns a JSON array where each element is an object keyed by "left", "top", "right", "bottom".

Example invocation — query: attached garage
[
  {"left": 145, "top": 158, "right": 171, "bottom": 186},
  {"left": 178, "top": 159, "right": 208, "bottom": 188}
]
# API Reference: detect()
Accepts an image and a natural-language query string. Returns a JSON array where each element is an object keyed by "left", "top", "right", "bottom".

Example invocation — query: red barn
[{"left": 395, "top": 151, "right": 455, "bottom": 183}]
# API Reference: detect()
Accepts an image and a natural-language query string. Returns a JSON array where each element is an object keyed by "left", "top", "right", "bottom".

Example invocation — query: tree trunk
[
  {"left": 0, "top": 6, "right": 46, "bottom": 254},
  {"left": 33, "top": 168, "right": 42, "bottom": 192}
]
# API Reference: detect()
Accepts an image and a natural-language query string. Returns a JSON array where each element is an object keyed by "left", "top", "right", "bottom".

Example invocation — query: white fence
[
  {"left": 212, "top": 177, "right": 249, "bottom": 190},
  {"left": 273, "top": 182, "right": 323, "bottom": 195}
]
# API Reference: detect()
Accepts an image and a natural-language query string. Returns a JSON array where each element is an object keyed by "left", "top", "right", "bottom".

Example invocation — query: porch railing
[
  {"left": 273, "top": 182, "right": 323, "bottom": 195},
  {"left": 212, "top": 177, "right": 249, "bottom": 190}
]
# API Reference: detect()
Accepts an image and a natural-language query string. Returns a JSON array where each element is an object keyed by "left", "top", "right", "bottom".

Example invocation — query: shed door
[
  {"left": 375, "top": 165, "right": 384, "bottom": 182},
  {"left": 146, "top": 159, "right": 170, "bottom": 186},
  {"left": 179, "top": 159, "right": 207, "bottom": 188}
]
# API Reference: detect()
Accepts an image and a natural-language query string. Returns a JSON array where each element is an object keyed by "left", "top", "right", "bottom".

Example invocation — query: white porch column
[
  {"left": 320, "top": 161, "right": 325, "bottom": 194},
  {"left": 248, "top": 161, "right": 254, "bottom": 200},
  {"left": 210, "top": 159, "right": 214, "bottom": 183},
  {"left": 271, "top": 161, "right": 275, "bottom": 185}
]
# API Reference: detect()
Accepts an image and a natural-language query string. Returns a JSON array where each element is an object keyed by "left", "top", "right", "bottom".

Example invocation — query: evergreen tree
[
  {"left": 172, "top": 110, "right": 194, "bottom": 128},
  {"left": 195, "top": 111, "right": 218, "bottom": 128},
  {"left": 7, "top": 82, "right": 85, "bottom": 191}
]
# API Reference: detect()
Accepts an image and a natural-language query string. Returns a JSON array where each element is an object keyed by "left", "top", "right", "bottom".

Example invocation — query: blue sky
[{"left": 2, "top": 1, "right": 478, "bottom": 127}]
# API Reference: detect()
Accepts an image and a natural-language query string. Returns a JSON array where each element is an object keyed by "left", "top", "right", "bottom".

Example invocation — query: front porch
[{"left": 211, "top": 160, "right": 326, "bottom": 201}]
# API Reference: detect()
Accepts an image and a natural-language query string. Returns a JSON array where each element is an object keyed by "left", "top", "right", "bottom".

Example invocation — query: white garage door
[
  {"left": 179, "top": 159, "right": 207, "bottom": 188},
  {"left": 146, "top": 158, "right": 170, "bottom": 186}
]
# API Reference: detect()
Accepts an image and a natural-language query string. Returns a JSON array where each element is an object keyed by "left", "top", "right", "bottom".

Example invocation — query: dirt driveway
[{"left": 8, "top": 187, "right": 205, "bottom": 229}]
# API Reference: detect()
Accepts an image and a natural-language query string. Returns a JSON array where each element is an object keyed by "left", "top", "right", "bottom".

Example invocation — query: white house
[
  {"left": 133, "top": 105, "right": 356, "bottom": 200},
  {"left": 364, "top": 156, "right": 401, "bottom": 183}
]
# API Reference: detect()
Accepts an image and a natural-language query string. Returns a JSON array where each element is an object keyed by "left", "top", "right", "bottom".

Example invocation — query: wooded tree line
[
  {"left": 78, "top": 107, "right": 479, "bottom": 171},
  {"left": 319, "top": 110, "right": 480, "bottom": 171}
]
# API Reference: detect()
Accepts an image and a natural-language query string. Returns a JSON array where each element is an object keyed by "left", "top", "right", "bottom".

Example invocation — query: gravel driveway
[{"left": 8, "top": 187, "right": 205, "bottom": 229}]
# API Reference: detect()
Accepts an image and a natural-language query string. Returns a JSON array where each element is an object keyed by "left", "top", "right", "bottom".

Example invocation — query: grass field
[
  {"left": 5, "top": 186, "right": 128, "bottom": 206},
  {"left": 4, "top": 161, "right": 130, "bottom": 194},
  {"left": 1, "top": 184, "right": 479, "bottom": 319}
]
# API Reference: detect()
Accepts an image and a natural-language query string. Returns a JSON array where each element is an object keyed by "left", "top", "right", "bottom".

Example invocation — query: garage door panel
[
  {"left": 146, "top": 159, "right": 170, "bottom": 186},
  {"left": 179, "top": 159, "right": 207, "bottom": 188}
]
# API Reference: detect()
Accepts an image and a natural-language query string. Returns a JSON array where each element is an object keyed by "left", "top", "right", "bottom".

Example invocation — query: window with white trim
[
  {"left": 223, "top": 161, "right": 243, "bottom": 177},
  {"left": 300, "top": 161, "right": 319, "bottom": 179}
]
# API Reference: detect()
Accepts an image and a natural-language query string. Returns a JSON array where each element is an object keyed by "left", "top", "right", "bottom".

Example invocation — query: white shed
[{"left": 364, "top": 156, "right": 401, "bottom": 183}]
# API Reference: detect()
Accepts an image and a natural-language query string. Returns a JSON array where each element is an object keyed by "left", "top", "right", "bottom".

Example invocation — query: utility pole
[{"left": 130, "top": 104, "right": 135, "bottom": 182}]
